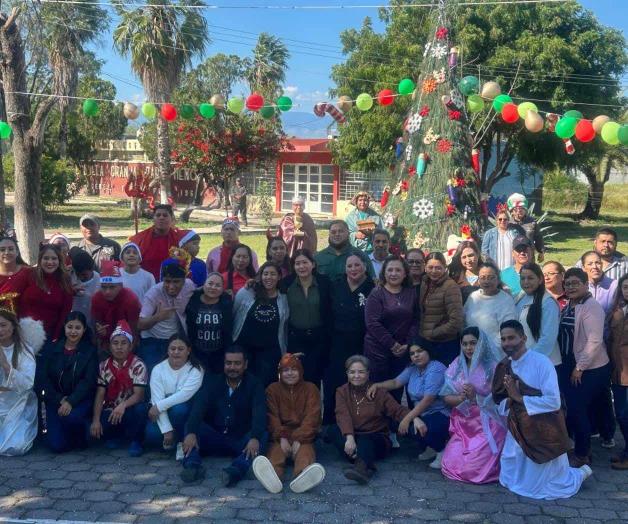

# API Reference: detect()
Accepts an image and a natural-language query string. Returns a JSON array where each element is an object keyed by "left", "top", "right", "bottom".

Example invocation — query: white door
[{"left": 282, "top": 163, "right": 335, "bottom": 214}]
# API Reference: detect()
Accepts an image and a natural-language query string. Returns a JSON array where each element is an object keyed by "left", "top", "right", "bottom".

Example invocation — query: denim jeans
[
  {"left": 137, "top": 337, "right": 170, "bottom": 374},
  {"left": 99, "top": 402, "right": 148, "bottom": 444},
  {"left": 612, "top": 384, "right": 628, "bottom": 453},
  {"left": 144, "top": 402, "right": 191, "bottom": 447},
  {"left": 328, "top": 424, "right": 391, "bottom": 468},
  {"left": 45, "top": 398, "right": 92, "bottom": 453},
  {"left": 409, "top": 411, "right": 450, "bottom": 453}
]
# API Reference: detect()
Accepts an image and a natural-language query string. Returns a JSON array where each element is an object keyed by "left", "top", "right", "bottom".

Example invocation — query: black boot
[{"left": 344, "top": 458, "right": 371, "bottom": 485}]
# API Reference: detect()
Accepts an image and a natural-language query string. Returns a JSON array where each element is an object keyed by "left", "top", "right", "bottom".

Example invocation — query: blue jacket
[{"left": 481, "top": 226, "right": 523, "bottom": 265}]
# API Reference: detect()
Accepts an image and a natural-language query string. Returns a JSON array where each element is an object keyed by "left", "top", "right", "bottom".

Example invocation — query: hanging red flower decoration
[
  {"left": 419, "top": 105, "right": 430, "bottom": 117},
  {"left": 436, "top": 138, "right": 452, "bottom": 153},
  {"left": 435, "top": 27, "right": 449, "bottom": 40},
  {"left": 448, "top": 110, "right": 461, "bottom": 121},
  {"left": 400, "top": 180, "right": 409, "bottom": 192},
  {"left": 454, "top": 177, "right": 466, "bottom": 188},
  {"left": 446, "top": 203, "right": 457, "bottom": 216},
  {"left": 496, "top": 202, "right": 508, "bottom": 213},
  {"left": 408, "top": 166, "right": 417, "bottom": 177},
  {"left": 460, "top": 224, "right": 472, "bottom": 239}
]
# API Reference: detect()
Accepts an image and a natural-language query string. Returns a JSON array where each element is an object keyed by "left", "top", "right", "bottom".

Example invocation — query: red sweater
[
  {"left": 0, "top": 266, "right": 34, "bottom": 316},
  {"left": 19, "top": 272, "right": 73, "bottom": 341},
  {"left": 129, "top": 226, "right": 188, "bottom": 281},
  {"left": 91, "top": 287, "right": 141, "bottom": 347}
]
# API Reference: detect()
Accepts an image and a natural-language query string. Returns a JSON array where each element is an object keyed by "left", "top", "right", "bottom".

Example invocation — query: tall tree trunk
[
  {"left": 58, "top": 105, "right": 68, "bottom": 159},
  {"left": 0, "top": 84, "right": 7, "bottom": 228},
  {"left": 580, "top": 178, "right": 604, "bottom": 220},
  {"left": 156, "top": 116, "right": 171, "bottom": 203}
]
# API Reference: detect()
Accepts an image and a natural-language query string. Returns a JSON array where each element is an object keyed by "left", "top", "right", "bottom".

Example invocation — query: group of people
[{"left": 0, "top": 192, "right": 627, "bottom": 501}]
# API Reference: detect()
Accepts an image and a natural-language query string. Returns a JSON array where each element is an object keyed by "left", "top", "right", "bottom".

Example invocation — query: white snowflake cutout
[
  {"left": 405, "top": 144, "right": 413, "bottom": 161},
  {"left": 432, "top": 68, "right": 446, "bottom": 84},
  {"left": 383, "top": 212, "right": 395, "bottom": 227},
  {"left": 406, "top": 113, "right": 423, "bottom": 134},
  {"left": 412, "top": 198, "right": 435, "bottom": 220},
  {"left": 449, "top": 88, "right": 464, "bottom": 109},
  {"left": 431, "top": 44, "right": 448, "bottom": 59}
]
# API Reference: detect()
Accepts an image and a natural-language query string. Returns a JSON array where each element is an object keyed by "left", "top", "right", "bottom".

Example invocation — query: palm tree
[
  {"left": 113, "top": 0, "right": 209, "bottom": 201},
  {"left": 245, "top": 33, "right": 290, "bottom": 100}
]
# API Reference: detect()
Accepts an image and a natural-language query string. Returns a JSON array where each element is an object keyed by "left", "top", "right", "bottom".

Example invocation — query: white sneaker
[
  {"left": 175, "top": 442, "right": 184, "bottom": 461},
  {"left": 390, "top": 433, "right": 400, "bottom": 449},
  {"left": 418, "top": 448, "right": 437, "bottom": 461},
  {"left": 252, "top": 456, "right": 283, "bottom": 494},
  {"left": 289, "top": 463, "right": 326, "bottom": 493},
  {"left": 428, "top": 451, "right": 443, "bottom": 469},
  {"left": 580, "top": 464, "right": 593, "bottom": 480}
]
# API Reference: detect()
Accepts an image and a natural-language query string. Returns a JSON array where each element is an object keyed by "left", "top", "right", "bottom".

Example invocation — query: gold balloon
[
  {"left": 210, "top": 94, "right": 225, "bottom": 110},
  {"left": 524, "top": 110, "right": 544, "bottom": 133},
  {"left": 592, "top": 115, "right": 610, "bottom": 133},
  {"left": 337, "top": 95, "right": 353, "bottom": 113},
  {"left": 480, "top": 81, "right": 501, "bottom": 101},
  {"left": 123, "top": 102, "right": 139, "bottom": 120}
]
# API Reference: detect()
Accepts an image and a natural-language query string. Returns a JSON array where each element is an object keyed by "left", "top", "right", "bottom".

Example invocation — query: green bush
[
  {"left": 257, "top": 179, "right": 275, "bottom": 227},
  {"left": 543, "top": 170, "right": 588, "bottom": 210}
]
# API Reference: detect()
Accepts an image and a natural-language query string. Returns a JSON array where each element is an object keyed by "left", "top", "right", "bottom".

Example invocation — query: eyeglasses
[
  {"left": 497, "top": 218, "right": 509, "bottom": 222},
  {"left": 564, "top": 281, "right": 583, "bottom": 289}
]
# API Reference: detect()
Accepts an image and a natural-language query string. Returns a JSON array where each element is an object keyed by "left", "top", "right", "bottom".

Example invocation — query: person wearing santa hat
[
  {"left": 252, "top": 353, "right": 325, "bottom": 494},
  {"left": 179, "top": 230, "right": 207, "bottom": 288},
  {"left": 507, "top": 193, "right": 545, "bottom": 262},
  {"left": 90, "top": 261, "right": 141, "bottom": 353},
  {"left": 206, "top": 218, "right": 259, "bottom": 274},
  {"left": 90, "top": 320, "right": 148, "bottom": 457},
  {"left": 119, "top": 242, "right": 155, "bottom": 303}
]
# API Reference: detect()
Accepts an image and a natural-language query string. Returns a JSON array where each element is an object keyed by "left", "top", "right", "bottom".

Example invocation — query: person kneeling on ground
[
  {"left": 330, "top": 355, "right": 409, "bottom": 485},
  {"left": 90, "top": 320, "right": 148, "bottom": 457},
  {"left": 252, "top": 353, "right": 325, "bottom": 494},
  {"left": 180, "top": 346, "right": 267, "bottom": 486}
]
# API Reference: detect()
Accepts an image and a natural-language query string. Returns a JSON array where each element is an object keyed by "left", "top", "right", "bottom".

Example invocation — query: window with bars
[{"left": 339, "top": 171, "right": 389, "bottom": 201}]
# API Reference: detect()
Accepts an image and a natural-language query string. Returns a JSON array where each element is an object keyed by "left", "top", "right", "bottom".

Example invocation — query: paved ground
[{"left": 0, "top": 434, "right": 626, "bottom": 524}]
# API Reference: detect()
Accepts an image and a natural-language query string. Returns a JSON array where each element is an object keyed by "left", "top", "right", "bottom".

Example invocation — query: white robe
[
  {"left": 0, "top": 344, "right": 38, "bottom": 456},
  {"left": 498, "top": 350, "right": 586, "bottom": 500}
]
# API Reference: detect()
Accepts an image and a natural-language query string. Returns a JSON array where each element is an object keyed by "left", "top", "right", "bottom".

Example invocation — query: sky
[{"left": 89, "top": 0, "right": 627, "bottom": 138}]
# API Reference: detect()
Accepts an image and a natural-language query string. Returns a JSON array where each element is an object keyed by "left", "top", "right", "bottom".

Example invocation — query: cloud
[{"left": 283, "top": 85, "right": 299, "bottom": 97}]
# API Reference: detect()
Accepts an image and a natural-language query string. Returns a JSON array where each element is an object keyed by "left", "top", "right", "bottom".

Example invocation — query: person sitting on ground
[
  {"left": 610, "top": 274, "right": 628, "bottom": 470},
  {"left": 129, "top": 204, "right": 188, "bottom": 281},
  {"left": 368, "top": 229, "right": 390, "bottom": 277},
  {"left": 500, "top": 236, "right": 534, "bottom": 297},
  {"left": 145, "top": 334, "right": 204, "bottom": 454},
  {"left": 90, "top": 320, "right": 148, "bottom": 457},
  {"left": 507, "top": 193, "right": 545, "bottom": 262},
  {"left": 207, "top": 218, "right": 259, "bottom": 274},
  {"left": 137, "top": 250, "right": 195, "bottom": 372},
  {"left": 77, "top": 214, "right": 121, "bottom": 271},
  {"left": 69, "top": 247, "right": 100, "bottom": 328},
  {"left": 90, "top": 261, "right": 141, "bottom": 353},
  {"left": 329, "top": 355, "right": 409, "bottom": 485},
  {"left": 0, "top": 304, "right": 45, "bottom": 457},
  {"left": 222, "top": 243, "right": 257, "bottom": 297},
  {"left": 440, "top": 327, "right": 506, "bottom": 484},
  {"left": 41, "top": 312, "right": 98, "bottom": 453},
  {"left": 492, "top": 320, "right": 592, "bottom": 499},
  {"left": 179, "top": 230, "right": 207, "bottom": 288},
  {"left": 575, "top": 227, "right": 628, "bottom": 281},
  {"left": 180, "top": 346, "right": 267, "bottom": 486},
  {"left": 368, "top": 342, "right": 450, "bottom": 470},
  {"left": 252, "top": 353, "right": 326, "bottom": 494},
  {"left": 119, "top": 242, "right": 155, "bottom": 303},
  {"left": 346, "top": 191, "right": 384, "bottom": 255}
]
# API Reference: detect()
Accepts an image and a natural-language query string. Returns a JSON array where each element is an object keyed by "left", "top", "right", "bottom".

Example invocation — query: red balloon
[
  {"left": 377, "top": 89, "right": 395, "bottom": 106},
  {"left": 246, "top": 93, "right": 264, "bottom": 112},
  {"left": 575, "top": 119, "right": 595, "bottom": 143},
  {"left": 501, "top": 103, "right": 519, "bottom": 124},
  {"left": 161, "top": 103, "right": 177, "bottom": 122}
]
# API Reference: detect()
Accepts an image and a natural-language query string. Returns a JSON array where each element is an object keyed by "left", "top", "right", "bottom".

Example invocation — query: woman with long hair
[
  {"left": 41, "top": 311, "right": 98, "bottom": 453},
  {"left": 449, "top": 241, "right": 482, "bottom": 302},
  {"left": 222, "top": 243, "right": 257, "bottom": 296},
  {"left": 233, "top": 261, "right": 289, "bottom": 387},
  {"left": 0, "top": 304, "right": 45, "bottom": 456},
  {"left": 0, "top": 236, "right": 32, "bottom": 301},
  {"left": 266, "top": 237, "right": 291, "bottom": 278},
  {"left": 419, "top": 252, "right": 464, "bottom": 366},
  {"left": 516, "top": 263, "right": 562, "bottom": 366}
]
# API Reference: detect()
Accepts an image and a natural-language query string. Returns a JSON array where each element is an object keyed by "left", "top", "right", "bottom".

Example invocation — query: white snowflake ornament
[
  {"left": 432, "top": 68, "right": 446, "bottom": 84},
  {"left": 405, "top": 144, "right": 413, "bottom": 161},
  {"left": 383, "top": 213, "right": 395, "bottom": 228},
  {"left": 406, "top": 113, "right": 423, "bottom": 134},
  {"left": 431, "top": 44, "right": 448, "bottom": 59},
  {"left": 449, "top": 88, "right": 464, "bottom": 109},
  {"left": 412, "top": 198, "right": 435, "bottom": 220}
]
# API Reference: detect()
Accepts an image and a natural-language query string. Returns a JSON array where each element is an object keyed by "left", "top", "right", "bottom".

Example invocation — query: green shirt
[
  {"left": 286, "top": 277, "right": 321, "bottom": 330},
  {"left": 314, "top": 243, "right": 375, "bottom": 281}
]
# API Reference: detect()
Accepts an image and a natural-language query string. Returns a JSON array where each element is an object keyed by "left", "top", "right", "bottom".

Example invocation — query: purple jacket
[
  {"left": 363, "top": 286, "right": 419, "bottom": 382},
  {"left": 588, "top": 276, "right": 618, "bottom": 317}
]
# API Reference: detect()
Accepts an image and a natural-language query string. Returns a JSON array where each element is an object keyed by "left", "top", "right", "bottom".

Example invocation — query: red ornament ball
[
  {"left": 161, "top": 103, "right": 177, "bottom": 122},
  {"left": 246, "top": 93, "right": 264, "bottom": 112},
  {"left": 501, "top": 103, "right": 519, "bottom": 124},
  {"left": 575, "top": 119, "right": 595, "bottom": 143},
  {"left": 377, "top": 89, "right": 395, "bottom": 106}
]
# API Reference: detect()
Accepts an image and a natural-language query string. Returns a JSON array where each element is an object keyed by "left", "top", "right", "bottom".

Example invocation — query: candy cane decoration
[{"left": 313, "top": 102, "right": 347, "bottom": 124}]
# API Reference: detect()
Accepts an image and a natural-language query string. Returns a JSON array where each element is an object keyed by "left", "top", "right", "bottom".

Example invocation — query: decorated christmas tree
[{"left": 382, "top": 1, "right": 484, "bottom": 253}]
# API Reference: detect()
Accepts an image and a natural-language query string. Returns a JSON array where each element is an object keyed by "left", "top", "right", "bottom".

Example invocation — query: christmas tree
[{"left": 383, "top": 1, "right": 483, "bottom": 253}]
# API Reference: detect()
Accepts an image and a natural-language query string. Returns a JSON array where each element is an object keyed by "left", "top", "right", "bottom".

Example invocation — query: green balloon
[
  {"left": 618, "top": 125, "right": 628, "bottom": 146},
  {"left": 398, "top": 78, "right": 416, "bottom": 96},
  {"left": 142, "top": 103, "right": 157, "bottom": 119},
  {"left": 492, "top": 94, "right": 512, "bottom": 112},
  {"left": 458, "top": 76, "right": 479, "bottom": 96},
  {"left": 82, "top": 99, "right": 99, "bottom": 117},
  {"left": 180, "top": 104, "right": 195, "bottom": 120},
  {"left": 467, "top": 94, "right": 484, "bottom": 113},
  {"left": 0, "top": 121, "right": 12, "bottom": 140},
  {"left": 276, "top": 96, "right": 292, "bottom": 112},
  {"left": 227, "top": 97, "right": 244, "bottom": 114},
  {"left": 564, "top": 110, "right": 583, "bottom": 120},
  {"left": 356, "top": 93, "right": 373, "bottom": 111},
  {"left": 555, "top": 117, "right": 578, "bottom": 139},
  {"left": 259, "top": 106, "right": 275, "bottom": 119},
  {"left": 601, "top": 121, "right": 620, "bottom": 145},
  {"left": 198, "top": 103, "right": 215, "bottom": 119},
  {"left": 517, "top": 102, "right": 538, "bottom": 119}
]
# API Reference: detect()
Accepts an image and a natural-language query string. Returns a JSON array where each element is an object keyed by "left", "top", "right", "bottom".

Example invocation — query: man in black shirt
[{"left": 181, "top": 346, "right": 267, "bottom": 485}]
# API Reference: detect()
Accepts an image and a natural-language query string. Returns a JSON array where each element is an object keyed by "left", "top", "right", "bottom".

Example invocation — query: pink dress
[{"left": 440, "top": 341, "right": 507, "bottom": 484}]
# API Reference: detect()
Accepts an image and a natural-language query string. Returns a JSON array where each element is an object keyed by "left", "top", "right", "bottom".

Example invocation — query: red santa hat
[
  {"left": 100, "top": 260, "right": 123, "bottom": 285},
  {"left": 110, "top": 319, "right": 133, "bottom": 343}
]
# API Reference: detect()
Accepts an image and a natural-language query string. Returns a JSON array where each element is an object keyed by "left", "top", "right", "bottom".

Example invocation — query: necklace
[{"left": 351, "top": 390, "right": 368, "bottom": 415}]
